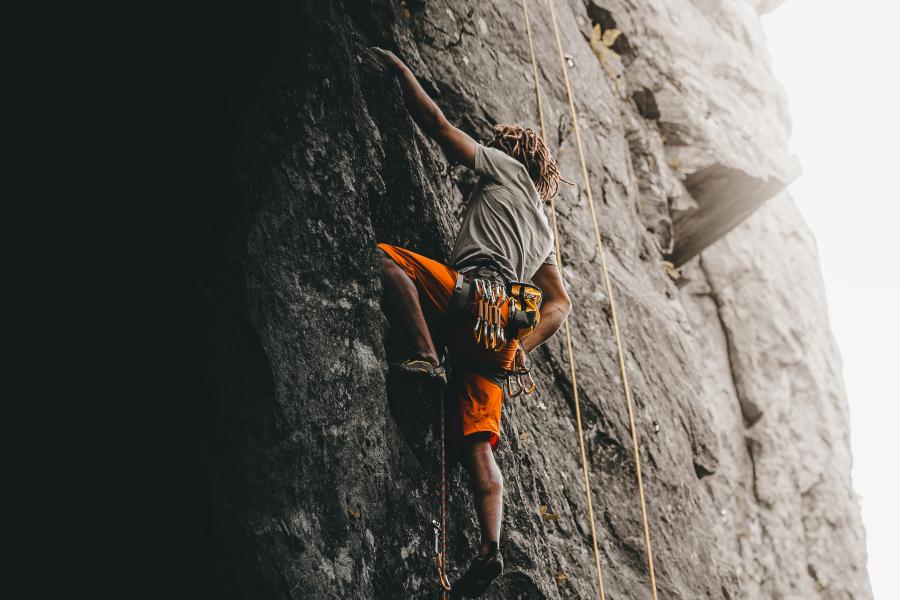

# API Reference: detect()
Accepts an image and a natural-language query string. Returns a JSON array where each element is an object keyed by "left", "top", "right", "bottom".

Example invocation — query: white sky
[{"left": 762, "top": 2, "right": 900, "bottom": 598}]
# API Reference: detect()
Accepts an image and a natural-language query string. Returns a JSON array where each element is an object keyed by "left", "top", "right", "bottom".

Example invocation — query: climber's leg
[
  {"left": 460, "top": 432, "right": 504, "bottom": 554},
  {"left": 453, "top": 431, "right": 505, "bottom": 597},
  {"left": 379, "top": 249, "right": 440, "bottom": 366}
]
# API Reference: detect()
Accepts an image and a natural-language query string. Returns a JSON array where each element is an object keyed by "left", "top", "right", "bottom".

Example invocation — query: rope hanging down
[
  {"left": 521, "top": 1, "right": 607, "bottom": 599},
  {"left": 523, "top": 1, "right": 660, "bottom": 598},
  {"left": 436, "top": 389, "right": 451, "bottom": 598}
]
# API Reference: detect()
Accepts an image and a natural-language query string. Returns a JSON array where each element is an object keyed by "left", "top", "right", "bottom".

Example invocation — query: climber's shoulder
[{"left": 475, "top": 144, "right": 531, "bottom": 185}]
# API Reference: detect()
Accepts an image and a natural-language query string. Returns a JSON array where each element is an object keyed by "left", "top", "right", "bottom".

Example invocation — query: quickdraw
[
  {"left": 506, "top": 364, "right": 537, "bottom": 398},
  {"left": 471, "top": 277, "right": 506, "bottom": 350},
  {"left": 433, "top": 518, "right": 451, "bottom": 591},
  {"left": 434, "top": 390, "right": 452, "bottom": 595}
]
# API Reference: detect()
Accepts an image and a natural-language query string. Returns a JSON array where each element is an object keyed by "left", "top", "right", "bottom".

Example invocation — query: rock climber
[{"left": 374, "top": 47, "right": 572, "bottom": 597}]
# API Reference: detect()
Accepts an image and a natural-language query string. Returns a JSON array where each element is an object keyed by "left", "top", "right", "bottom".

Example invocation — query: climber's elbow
[
  {"left": 431, "top": 120, "right": 477, "bottom": 169},
  {"left": 419, "top": 111, "right": 447, "bottom": 138},
  {"left": 553, "top": 293, "right": 571, "bottom": 322},
  {"left": 545, "top": 295, "right": 571, "bottom": 336},
  {"left": 532, "top": 262, "right": 570, "bottom": 323}
]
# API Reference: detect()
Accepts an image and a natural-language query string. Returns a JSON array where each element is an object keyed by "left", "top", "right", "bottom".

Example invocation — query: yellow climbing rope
[
  {"left": 521, "top": 1, "right": 660, "bottom": 598},
  {"left": 521, "top": 0, "right": 607, "bottom": 598}
]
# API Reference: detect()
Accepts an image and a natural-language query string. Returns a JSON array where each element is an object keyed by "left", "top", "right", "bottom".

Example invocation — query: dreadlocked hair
[{"left": 486, "top": 124, "right": 561, "bottom": 201}]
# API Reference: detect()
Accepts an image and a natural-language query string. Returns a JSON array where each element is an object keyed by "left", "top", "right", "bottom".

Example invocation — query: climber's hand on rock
[{"left": 372, "top": 47, "right": 406, "bottom": 73}]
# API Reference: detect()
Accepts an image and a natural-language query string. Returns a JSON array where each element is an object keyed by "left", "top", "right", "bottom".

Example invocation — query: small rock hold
[{"left": 540, "top": 505, "right": 560, "bottom": 521}]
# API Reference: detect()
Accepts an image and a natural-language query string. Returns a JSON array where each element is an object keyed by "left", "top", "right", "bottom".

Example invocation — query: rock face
[
  {"left": 180, "top": 0, "right": 871, "bottom": 598},
  {"left": 679, "top": 193, "right": 872, "bottom": 599}
]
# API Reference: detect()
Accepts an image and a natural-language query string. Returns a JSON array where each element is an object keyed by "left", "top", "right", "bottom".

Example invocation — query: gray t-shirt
[{"left": 450, "top": 144, "right": 557, "bottom": 282}]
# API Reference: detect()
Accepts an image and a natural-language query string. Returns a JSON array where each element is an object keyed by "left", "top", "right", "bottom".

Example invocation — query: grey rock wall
[
  {"left": 182, "top": 0, "right": 871, "bottom": 598},
  {"left": 680, "top": 193, "right": 872, "bottom": 599}
]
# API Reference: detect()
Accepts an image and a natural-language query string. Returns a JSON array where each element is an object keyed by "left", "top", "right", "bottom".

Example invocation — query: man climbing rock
[{"left": 374, "top": 47, "right": 572, "bottom": 597}]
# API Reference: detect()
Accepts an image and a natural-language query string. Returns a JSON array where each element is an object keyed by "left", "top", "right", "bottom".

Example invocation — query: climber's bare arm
[
  {"left": 519, "top": 263, "right": 571, "bottom": 356},
  {"left": 374, "top": 48, "right": 476, "bottom": 169}
]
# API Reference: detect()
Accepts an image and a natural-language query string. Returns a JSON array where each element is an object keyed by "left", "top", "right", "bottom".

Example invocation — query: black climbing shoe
[
  {"left": 451, "top": 543, "right": 503, "bottom": 598},
  {"left": 389, "top": 358, "right": 447, "bottom": 385}
]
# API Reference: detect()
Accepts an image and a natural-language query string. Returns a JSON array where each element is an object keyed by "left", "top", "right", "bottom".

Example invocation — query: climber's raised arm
[
  {"left": 374, "top": 48, "right": 476, "bottom": 169},
  {"left": 519, "top": 263, "right": 571, "bottom": 356}
]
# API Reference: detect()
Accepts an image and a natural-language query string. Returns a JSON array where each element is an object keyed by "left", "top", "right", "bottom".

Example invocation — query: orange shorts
[{"left": 378, "top": 243, "right": 517, "bottom": 448}]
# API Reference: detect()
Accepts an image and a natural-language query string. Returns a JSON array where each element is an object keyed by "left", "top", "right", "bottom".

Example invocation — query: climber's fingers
[{"left": 371, "top": 47, "right": 403, "bottom": 71}]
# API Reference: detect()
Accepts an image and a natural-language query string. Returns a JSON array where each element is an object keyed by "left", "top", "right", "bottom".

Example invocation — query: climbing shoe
[
  {"left": 451, "top": 543, "right": 503, "bottom": 598},
  {"left": 389, "top": 358, "right": 447, "bottom": 385}
]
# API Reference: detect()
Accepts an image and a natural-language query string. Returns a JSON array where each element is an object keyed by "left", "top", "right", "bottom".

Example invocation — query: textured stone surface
[
  {"left": 180, "top": 0, "right": 870, "bottom": 598},
  {"left": 750, "top": 0, "right": 788, "bottom": 15},
  {"left": 679, "top": 193, "right": 872, "bottom": 599}
]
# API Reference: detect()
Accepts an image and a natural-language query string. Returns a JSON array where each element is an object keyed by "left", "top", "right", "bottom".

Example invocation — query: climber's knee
[
  {"left": 380, "top": 249, "right": 412, "bottom": 284},
  {"left": 463, "top": 434, "right": 503, "bottom": 497},
  {"left": 470, "top": 466, "right": 502, "bottom": 501},
  {"left": 480, "top": 469, "right": 503, "bottom": 498},
  {"left": 379, "top": 250, "right": 405, "bottom": 285}
]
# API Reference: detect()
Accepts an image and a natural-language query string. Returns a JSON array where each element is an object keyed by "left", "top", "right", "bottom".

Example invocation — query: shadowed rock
[{"left": 179, "top": 1, "right": 872, "bottom": 598}]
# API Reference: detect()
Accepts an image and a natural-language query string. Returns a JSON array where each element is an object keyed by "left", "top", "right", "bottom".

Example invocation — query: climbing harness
[
  {"left": 518, "top": 1, "right": 660, "bottom": 599},
  {"left": 452, "top": 266, "right": 543, "bottom": 401},
  {"left": 452, "top": 267, "right": 543, "bottom": 351}
]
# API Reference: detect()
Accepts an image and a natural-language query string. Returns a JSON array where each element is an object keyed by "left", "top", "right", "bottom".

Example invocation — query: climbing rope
[
  {"left": 436, "top": 388, "right": 451, "bottom": 597},
  {"left": 522, "top": 1, "right": 660, "bottom": 598},
  {"left": 521, "top": 0, "right": 607, "bottom": 598}
]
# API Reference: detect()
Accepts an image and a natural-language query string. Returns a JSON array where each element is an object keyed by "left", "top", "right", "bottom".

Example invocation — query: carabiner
[
  {"left": 432, "top": 520, "right": 452, "bottom": 591},
  {"left": 506, "top": 372, "right": 525, "bottom": 398},
  {"left": 517, "top": 368, "right": 537, "bottom": 395},
  {"left": 473, "top": 279, "right": 484, "bottom": 342}
]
